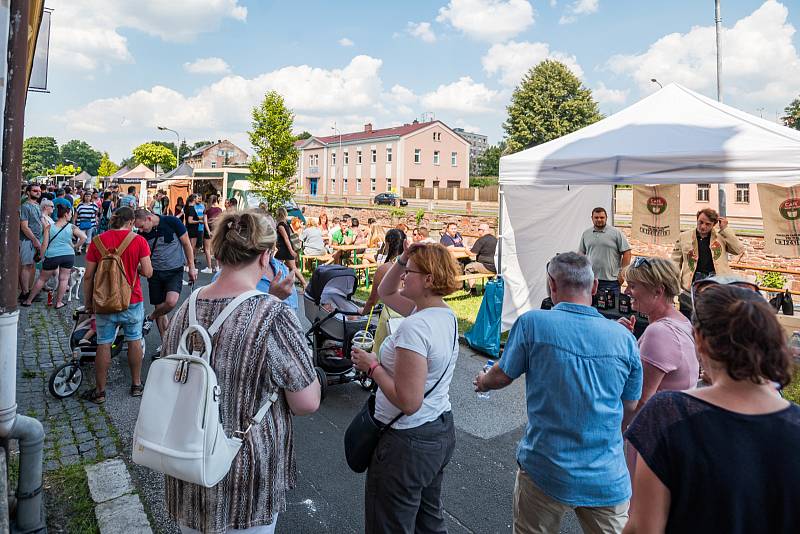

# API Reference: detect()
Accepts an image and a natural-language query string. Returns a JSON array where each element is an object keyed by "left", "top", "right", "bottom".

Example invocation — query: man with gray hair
[{"left": 474, "top": 252, "right": 642, "bottom": 534}]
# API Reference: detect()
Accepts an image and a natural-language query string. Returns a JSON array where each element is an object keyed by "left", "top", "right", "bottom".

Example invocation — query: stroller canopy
[{"left": 306, "top": 265, "right": 357, "bottom": 305}]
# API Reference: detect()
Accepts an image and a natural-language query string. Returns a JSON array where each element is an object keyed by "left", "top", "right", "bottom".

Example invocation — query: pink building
[
  {"left": 680, "top": 183, "right": 761, "bottom": 218},
  {"left": 294, "top": 120, "right": 470, "bottom": 197},
  {"left": 183, "top": 139, "right": 249, "bottom": 169}
]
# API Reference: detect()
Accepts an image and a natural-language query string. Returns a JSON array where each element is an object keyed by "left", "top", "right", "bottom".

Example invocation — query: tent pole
[
  {"left": 715, "top": 0, "right": 727, "bottom": 216},
  {"left": 496, "top": 185, "right": 504, "bottom": 275}
]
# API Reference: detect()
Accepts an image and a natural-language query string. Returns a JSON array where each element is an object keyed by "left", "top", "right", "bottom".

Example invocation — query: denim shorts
[{"left": 95, "top": 301, "right": 144, "bottom": 345}]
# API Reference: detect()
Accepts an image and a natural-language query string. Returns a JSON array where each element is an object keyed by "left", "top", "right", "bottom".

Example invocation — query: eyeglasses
[
  {"left": 632, "top": 256, "right": 651, "bottom": 269},
  {"left": 691, "top": 275, "right": 760, "bottom": 305},
  {"left": 404, "top": 268, "right": 427, "bottom": 276}
]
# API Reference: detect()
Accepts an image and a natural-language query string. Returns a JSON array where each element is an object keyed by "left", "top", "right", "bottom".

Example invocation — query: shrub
[
  {"left": 757, "top": 271, "right": 788, "bottom": 289},
  {"left": 415, "top": 208, "right": 425, "bottom": 226}
]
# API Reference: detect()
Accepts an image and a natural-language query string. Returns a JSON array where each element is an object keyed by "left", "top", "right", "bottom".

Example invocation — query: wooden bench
[
  {"left": 301, "top": 254, "right": 333, "bottom": 272},
  {"left": 456, "top": 273, "right": 496, "bottom": 293},
  {"left": 351, "top": 262, "right": 379, "bottom": 288}
]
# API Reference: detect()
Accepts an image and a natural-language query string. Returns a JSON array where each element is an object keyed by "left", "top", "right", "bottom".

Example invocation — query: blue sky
[{"left": 27, "top": 0, "right": 800, "bottom": 162}]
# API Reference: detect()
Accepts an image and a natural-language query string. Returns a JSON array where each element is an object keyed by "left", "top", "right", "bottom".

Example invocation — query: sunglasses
[
  {"left": 691, "top": 276, "right": 760, "bottom": 305},
  {"left": 632, "top": 256, "right": 651, "bottom": 269}
]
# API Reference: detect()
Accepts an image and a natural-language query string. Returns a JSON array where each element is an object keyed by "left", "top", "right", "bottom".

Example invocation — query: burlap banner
[
  {"left": 631, "top": 185, "right": 680, "bottom": 245},
  {"left": 757, "top": 184, "right": 800, "bottom": 257}
]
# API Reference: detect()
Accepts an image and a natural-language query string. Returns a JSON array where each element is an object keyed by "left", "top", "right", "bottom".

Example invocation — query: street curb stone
[
  {"left": 85, "top": 458, "right": 134, "bottom": 503},
  {"left": 85, "top": 458, "right": 153, "bottom": 533}
]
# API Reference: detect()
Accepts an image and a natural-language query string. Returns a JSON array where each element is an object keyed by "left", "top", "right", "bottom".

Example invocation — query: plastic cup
[{"left": 351, "top": 329, "right": 374, "bottom": 353}]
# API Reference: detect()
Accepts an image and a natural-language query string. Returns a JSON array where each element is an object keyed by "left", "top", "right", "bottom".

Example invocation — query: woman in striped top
[{"left": 74, "top": 192, "right": 99, "bottom": 254}]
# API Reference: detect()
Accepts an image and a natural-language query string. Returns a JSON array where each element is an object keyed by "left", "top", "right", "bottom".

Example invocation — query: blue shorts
[{"left": 95, "top": 301, "right": 144, "bottom": 345}]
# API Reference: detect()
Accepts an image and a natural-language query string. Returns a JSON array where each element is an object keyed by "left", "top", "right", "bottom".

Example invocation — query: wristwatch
[{"left": 367, "top": 361, "right": 380, "bottom": 377}]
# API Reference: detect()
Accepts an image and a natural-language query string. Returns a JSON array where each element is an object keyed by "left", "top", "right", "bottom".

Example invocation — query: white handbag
[{"left": 132, "top": 288, "right": 278, "bottom": 488}]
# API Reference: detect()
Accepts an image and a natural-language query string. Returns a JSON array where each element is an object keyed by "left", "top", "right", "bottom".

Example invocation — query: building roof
[
  {"left": 185, "top": 139, "right": 249, "bottom": 158},
  {"left": 314, "top": 120, "right": 438, "bottom": 145}
]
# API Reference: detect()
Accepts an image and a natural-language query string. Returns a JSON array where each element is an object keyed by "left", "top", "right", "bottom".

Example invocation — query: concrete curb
[{"left": 85, "top": 458, "right": 153, "bottom": 533}]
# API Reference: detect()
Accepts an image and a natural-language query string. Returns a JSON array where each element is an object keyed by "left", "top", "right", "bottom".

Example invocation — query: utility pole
[
  {"left": 157, "top": 125, "right": 180, "bottom": 173},
  {"left": 715, "top": 0, "right": 727, "bottom": 216}
]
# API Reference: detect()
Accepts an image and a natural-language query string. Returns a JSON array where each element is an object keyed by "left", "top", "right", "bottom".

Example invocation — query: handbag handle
[
  {"left": 383, "top": 315, "right": 459, "bottom": 430},
  {"left": 177, "top": 324, "right": 213, "bottom": 359}
]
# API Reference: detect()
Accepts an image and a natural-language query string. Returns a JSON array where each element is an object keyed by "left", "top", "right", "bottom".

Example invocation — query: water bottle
[{"left": 477, "top": 359, "right": 495, "bottom": 399}]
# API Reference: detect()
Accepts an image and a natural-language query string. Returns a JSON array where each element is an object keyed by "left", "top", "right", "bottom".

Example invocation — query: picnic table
[
  {"left": 449, "top": 247, "right": 471, "bottom": 260},
  {"left": 332, "top": 244, "right": 368, "bottom": 264}
]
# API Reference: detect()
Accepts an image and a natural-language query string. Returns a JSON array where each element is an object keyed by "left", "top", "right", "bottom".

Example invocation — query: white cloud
[
  {"left": 183, "top": 57, "right": 230, "bottom": 75},
  {"left": 482, "top": 41, "right": 584, "bottom": 86},
  {"left": 607, "top": 1, "right": 800, "bottom": 109},
  {"left": 338, "top": 37, "right": 355, "bottom": 47},
  {"left": 421, "top": 77, "right": 499, "bottom": 113},
  {"left": 436, "top": 0, "right": 534, "bottom": 42},
  {"left": 559, "top": 0, "right": 599, "bottom": 24},
  {"left": 48, "top": 0, "right": 247, "bottom": 71},
  {"left": 57, "top": 56, "right": 389, "bottom": 158},
  {"left": 593, "top": 82, "right": 628, "bottom": 106},
  {"left": 407, "top": 22, "right": 437, "bottom": 43}
]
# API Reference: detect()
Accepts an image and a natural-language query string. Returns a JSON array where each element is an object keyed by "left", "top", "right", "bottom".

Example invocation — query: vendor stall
[{"left": 498, "top": 83, "right": 800, "bottom": 330}]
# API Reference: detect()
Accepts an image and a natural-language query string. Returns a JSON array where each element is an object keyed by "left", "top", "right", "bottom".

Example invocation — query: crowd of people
[{"left": 15, "top": 182, "right": 800, "bottom": 533}]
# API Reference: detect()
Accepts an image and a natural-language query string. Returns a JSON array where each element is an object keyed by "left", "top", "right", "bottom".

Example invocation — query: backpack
[
  {"left": 92, "top": 232, "right": 136, "bottom": 314},
  {"left": 132, "top": 288, "right": 278, "bottom": 488},
  {"left": 98, "top": 203, "right": 112, "bottom": 232}
]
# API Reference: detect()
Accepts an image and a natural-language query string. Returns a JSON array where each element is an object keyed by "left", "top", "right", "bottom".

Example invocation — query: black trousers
[{"left": 365, "top": 411, "right": 456, "bottom": 534}]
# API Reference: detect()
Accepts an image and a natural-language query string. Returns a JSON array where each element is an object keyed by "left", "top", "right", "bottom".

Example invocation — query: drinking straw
[{"left": 366, "top": 304, "right": 376, "bottom": 330}]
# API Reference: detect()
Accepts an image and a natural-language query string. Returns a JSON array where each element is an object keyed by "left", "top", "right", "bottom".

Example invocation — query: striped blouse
[{"left": 162, "top": 294, "right": 315, "bottom": 533}]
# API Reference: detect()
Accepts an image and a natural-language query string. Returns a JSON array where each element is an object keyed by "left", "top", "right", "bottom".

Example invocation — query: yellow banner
[
  {"left": 757, "top": 184, "right": 800, "bottom": 257},
  {"left": 631, "top": 185, "right": 680, "bottom": 245}
]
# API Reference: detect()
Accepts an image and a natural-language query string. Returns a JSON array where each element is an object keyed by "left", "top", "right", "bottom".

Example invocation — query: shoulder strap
[
  {"left": 93, "top": 235, "right": 109, "bottom": 256},
  {"left": 116, "top": 231, "right": 137, "bottom": 256},
  {"left": 188, "top": 288, "right": 265, "bottom": 334},
  {"left": 45, "top": 224, "right": 68, "bottom": 253}
]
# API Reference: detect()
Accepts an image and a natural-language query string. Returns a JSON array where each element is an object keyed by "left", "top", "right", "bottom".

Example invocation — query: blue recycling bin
[{"left": 464, "top": 277, "right": 504, "bottom": 358}]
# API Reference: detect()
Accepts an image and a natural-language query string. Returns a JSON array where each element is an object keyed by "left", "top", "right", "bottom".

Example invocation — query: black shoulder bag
[{"left": 344, "top": 316, "right": 458, "bottom": 473}]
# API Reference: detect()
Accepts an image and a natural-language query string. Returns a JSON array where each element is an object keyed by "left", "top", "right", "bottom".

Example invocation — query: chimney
[
  {"left": 364, "top": 123, "right": 373, "bottom": 133},
  {"left": 412, "top": 119, "right": 419, "bottom": 124}
]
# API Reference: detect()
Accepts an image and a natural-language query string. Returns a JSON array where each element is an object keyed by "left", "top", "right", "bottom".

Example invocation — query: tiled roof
[{"left": 315, "top": 121, "right": 437, "bottom": 145}]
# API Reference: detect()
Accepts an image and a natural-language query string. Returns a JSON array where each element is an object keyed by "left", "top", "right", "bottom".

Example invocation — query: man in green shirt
[{"left": 331, "top": 216, "right": 356, "bottom": 263}]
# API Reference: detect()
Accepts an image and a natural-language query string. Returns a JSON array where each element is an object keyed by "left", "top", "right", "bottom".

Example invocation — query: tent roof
[
  {"left": 117, "top": 163, "right": 155, "bottom": 180},
  {"left": 110, "top": 165, "right": 129, "bottom": 178},
  {"left": 159, "top": 162, "right": 194, "bottom": 180},
  {"left": 74, "top": 170, "right": 92, "bottom": 181},
  {"left": 500, "top": 83, "right": 800, "bottom": 185}
]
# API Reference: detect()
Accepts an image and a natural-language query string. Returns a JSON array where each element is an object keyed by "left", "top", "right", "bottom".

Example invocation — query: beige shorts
[{"left": 513, "top": 468, "right": 628, "bottom": 534}]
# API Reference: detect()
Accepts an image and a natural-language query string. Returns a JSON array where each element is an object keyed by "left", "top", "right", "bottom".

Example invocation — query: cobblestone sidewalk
[{"left": 16, "top": 302, "right": 120, "bottom": 471}]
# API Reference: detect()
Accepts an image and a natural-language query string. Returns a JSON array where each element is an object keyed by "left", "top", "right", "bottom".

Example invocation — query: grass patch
[
  {"left": 784, "top": 366, "right": 800, "bottom": 404},
  {"left": 21, "top": 369, "right": 38, "bottom": 379},
  {"left": 44, "top": 462, "right": 99, "bottom": 534}
]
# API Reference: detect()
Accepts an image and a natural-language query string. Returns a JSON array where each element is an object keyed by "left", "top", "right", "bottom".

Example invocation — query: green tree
[
  {"left": 132, "top": 142, "right": 177, "bottom": 172},
  {"left": 474, "top": 141, "right": 505, "bottom": 178},
  {"left": 22, "top": 136, "right": 60, "bottom": 178},
  {"left": 96, "top": 152, "right": 119, "bottom": 177},
  {"left": 47, "top": 163, "right": 81, "bottom": 176},
  {"left": 60, "top": 139, "right": 103, "bottom": 175},
  {"left": 192, "top": 140, "right": 213, "bottom": 149},
  {"left": 294, "top": 131, "right": 312, "bottom": 141},
  {"left": 782, "top": 96, "right": 800, "bottom": 130},
  {"left": 502, "top": 60, "right": 603, "bottom": 154},
  {"left": 248, "top": 91, "right": 298, "bottom": 213}
]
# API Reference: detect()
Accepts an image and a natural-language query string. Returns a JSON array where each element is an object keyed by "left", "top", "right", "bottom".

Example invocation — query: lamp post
[
  {"left": 650, "top": 78, "right": 663, "bottom": 89},
  {"left": 157, "top": 125, "right": 180, "bottom": 174},
  {"left": 331, "top": 124, "right": 342, "bottom": 196},
  {"left": 714, "top": 0, "right": 726, "bottom": 216}
]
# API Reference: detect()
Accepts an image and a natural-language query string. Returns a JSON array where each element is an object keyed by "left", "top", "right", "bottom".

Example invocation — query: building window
[
  {"left": 451, "top": 152, "right": 457, "bottom": 166},
  {"left": 371, "top": 177, "right": 376, "bottom": 192},
  {"left": 433, "top": 151, "right": 440, "bottom": 165},
  {"left": 343, "top": 177, "right": 348, "bottom": 192},
  {"left": 330, "top": 177, "right": 336, "bottom": 193},
  {"left": 211, "top": 161, "right": 216, "bottom": 168},
  {"left": 344, "top": 151, "right": 349, "bottom": 165},
  {"left": 310, "top": 154, "right": 319, "bottom": 166},
  {"left": 736, "top": 183, "right": 750, "bottom": 203},
  {"left": 414, "top": 149, "right": 421, "bottom": 164},
  {"left": 386, "top": 147, "right": 392, "bottom": 162},
  {"left": 357, "top": 150, "right": 362, "bottom": 164},
  {"left": 356, "top": 178, "right": 361, "bottom": 193},
  {"left": 371, "top": 149, "right": 377, "bottom": 163},
  {"left": 697, "top": 184, "right": 710, "bottom": 202},
  {"left": 331, "top": 152, "right": 336, "bottom": 165},
  {"left": 387, "top": 177, "right": 392, "bottom": 191}
]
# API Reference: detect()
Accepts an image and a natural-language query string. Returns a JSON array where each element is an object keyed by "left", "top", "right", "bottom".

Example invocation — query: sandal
[
  {"left": 130, "top": 383, "right": 144, "bottom": 397},
  {"left": 19, "top": 301, "right": 31, "bottom": 307},
  {"left": 80, "top": 388, "right": 106, "bottom": 404},
  {"left": 54, "top": 303, "right": 66, "bottom": 310}
]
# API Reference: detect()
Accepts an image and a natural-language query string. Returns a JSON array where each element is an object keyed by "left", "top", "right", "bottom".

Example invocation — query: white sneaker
[{"left": 200, "top": 267, "right": 213, "bottom": 274}]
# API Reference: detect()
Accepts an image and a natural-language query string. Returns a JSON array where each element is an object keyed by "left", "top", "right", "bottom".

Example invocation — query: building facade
[
  {"left": 680, "top": 183, "right": 761, "bottom": 218},
  {"left": 453, "top": 127, "right": 488, "bottom": 176},
  {"left": 294, "top": 120, "right": 470, "bottom": 197},
  {"left": 183, "top": 139, "right": 249, "bottom": 169}
]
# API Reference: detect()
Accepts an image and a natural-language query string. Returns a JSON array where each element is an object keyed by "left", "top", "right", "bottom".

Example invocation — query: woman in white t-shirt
[{"left": 351, "top": 242, "right": 462, "bottom": 534}]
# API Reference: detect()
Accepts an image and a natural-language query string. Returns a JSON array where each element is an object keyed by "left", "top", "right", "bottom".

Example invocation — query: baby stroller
[
  {"left": 303, "top": 265, "right": 377, "bottom": 400},
  {"left": 48, "top": 306, "right": 146, "bottom": 398}
]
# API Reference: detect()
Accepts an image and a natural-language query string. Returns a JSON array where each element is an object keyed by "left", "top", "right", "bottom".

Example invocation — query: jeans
[{"left": 365, "top": 411, "right": 456, "bottom": 534}]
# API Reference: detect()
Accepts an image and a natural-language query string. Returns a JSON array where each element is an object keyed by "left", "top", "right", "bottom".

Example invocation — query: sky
[{"left": 25, "top": 0, "right": 800, "bottom": 162}]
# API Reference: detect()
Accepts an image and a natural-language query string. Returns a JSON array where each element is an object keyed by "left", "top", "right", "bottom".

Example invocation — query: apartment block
[{"left": 453, "top": 127, "right": 488, "bottom": 176}]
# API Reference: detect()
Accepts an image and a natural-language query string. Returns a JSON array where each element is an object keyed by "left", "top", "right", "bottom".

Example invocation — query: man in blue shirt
[{"left": 475, "top": 252, "right": 642, "bottom": 533}]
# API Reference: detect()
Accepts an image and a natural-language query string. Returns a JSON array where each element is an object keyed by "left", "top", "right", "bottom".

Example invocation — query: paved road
[{"left": 81, "top": 258, "right": 582, "bottom": 534}]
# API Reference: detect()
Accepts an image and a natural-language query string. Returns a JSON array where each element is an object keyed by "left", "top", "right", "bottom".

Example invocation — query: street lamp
[
  {"left": 157, "top": 125, "right": 180, "bottom": 173},
  {"left": 650, "top": 78, "right": 663, "bottom": 89},
  {"left": 331, "top": 124, "right": 342, "bottom": 196}
]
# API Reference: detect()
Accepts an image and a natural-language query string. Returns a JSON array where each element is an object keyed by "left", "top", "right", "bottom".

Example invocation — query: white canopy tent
[{"left": 498, "top": 83, "right": 800, "bottom": 330}]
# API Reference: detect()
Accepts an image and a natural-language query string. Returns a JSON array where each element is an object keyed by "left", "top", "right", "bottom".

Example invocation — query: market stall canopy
[
  {"left": 500, "top": 83, "right": 800, "bottom": 186},
  {"left": 73, "top": 170, "right": 94, "bottom": 188},
  {"left": 118, "top": 163, "right": 155, "bottom": 180},
  {"left": 110, "top": 165, "right": 130, "bottom": 178},
  {"left": 158, "top": 162, "right": 194, "bottom": 181}
]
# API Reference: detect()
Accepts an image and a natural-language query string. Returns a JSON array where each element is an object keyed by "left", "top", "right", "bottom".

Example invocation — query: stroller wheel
[
  {"left": 315, "top": 366, "right": 328, "bottom": 402},
  {"left": 48, "top": 363, "right": 83, "bottom": 398}
]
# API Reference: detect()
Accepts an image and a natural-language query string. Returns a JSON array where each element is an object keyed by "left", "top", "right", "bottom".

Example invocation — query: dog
[{"left": 67, "top": 266, "right": 85, "bottom": 302}]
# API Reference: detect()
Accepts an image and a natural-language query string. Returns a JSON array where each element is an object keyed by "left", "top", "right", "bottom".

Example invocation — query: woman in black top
[
  {"left": 624, "top": 284, "right": 800, "bottom": 534},
  {"left": 274, "top": 207, "right": 306, "bottom": 289},
  {"left": 174, "top": 196, "right": 185, "bottom": 222}
]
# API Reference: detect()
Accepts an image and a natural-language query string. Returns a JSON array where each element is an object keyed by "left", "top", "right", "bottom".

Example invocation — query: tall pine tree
[{"left": 503, "top": 60, "right": 602, "bottom": 154}]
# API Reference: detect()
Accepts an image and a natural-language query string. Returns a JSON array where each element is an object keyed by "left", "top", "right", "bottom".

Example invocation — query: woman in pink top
[{"left": 619, "top": 257, "right": 698, "bottom": 477}]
